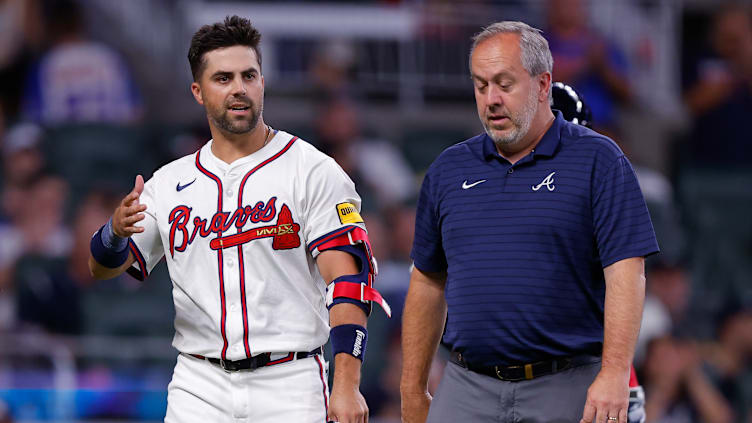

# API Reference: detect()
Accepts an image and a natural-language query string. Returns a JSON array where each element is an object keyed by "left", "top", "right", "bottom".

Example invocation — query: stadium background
[{"left": 0, "top": 0, "right": 750, "bottom": 421}]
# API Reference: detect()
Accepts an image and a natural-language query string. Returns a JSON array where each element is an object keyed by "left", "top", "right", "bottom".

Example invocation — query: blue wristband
[
  {"left": 102, "top": 218, "right": 128, "bottom": 251},
  {"left": 90, "top": 220, "right": 130, "bottom": 269},
  {"left": 330, "top": 324, "right": 367, "bottom": 361}
]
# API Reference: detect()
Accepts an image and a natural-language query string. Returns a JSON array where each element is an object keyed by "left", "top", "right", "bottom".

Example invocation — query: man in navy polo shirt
[{"left": 400, "top": 21, "right": 658, "bottom": 423}]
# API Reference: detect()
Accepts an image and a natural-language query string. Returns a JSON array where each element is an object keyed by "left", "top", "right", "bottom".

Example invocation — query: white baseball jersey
[{"left": 128, "top": 130, "right": 366, "bottom": 361}]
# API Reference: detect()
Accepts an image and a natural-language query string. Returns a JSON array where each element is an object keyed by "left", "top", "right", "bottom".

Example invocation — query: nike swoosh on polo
[
  {"left": 462, "top": 179, "right": 487, "bottom": 189},
  {"left": 176, "top": 178, "right": 197, "bottom": 192}
]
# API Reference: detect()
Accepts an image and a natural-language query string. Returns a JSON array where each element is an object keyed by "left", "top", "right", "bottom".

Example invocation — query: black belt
[
  {"left": 190, "top": 346, "right": 323, "bottom": 372},
  {"left": 450, "top": 350, "right": 599, "bottom": 382}
]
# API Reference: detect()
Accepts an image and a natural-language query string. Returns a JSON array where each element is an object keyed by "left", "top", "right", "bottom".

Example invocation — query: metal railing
[
  {"left": 0, "top": 331, "right": 175, "bottom": 421},
  {"left": 75, "top": 0, "right": 682, "bottom": 121}
]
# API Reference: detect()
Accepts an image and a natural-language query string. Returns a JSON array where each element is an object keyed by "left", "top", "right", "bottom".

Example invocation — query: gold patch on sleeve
[{"left": 336, "top": 202, "right": 363, "bottom": 224}]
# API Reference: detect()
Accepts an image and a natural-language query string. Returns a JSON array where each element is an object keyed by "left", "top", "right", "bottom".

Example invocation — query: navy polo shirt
[{"left": 411, "top": 112, "right": 659, "bottom": 367}]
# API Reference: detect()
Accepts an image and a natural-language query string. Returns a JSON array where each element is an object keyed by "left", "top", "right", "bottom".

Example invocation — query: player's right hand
[
  {"left": 400, "top": 390, "right": 431, "bottom": 423},
  {"left": 112, "top": 175, "right": 147, "bottom": 237}
]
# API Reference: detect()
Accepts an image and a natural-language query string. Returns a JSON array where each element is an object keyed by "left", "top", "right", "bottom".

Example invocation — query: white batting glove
[{"left": 628, "top": 385, "right": 646, "bottom": 423}]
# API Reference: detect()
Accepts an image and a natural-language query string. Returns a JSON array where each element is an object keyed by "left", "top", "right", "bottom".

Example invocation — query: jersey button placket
[
  {"left": 225, "top": 170, "right": 236, "bottom": 197},
  {"left": 499, "top": 163, "right": 512, "bottom": 191}
]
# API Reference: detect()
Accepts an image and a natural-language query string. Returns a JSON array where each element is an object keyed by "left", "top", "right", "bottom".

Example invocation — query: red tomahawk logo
[{"left": 209, "top": 204, "right": 301, "bottom": 250}]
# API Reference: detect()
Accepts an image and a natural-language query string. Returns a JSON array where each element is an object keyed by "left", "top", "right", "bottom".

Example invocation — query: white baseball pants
[{"left": 165, "top": 352, "right": 330, "bottom": 422}]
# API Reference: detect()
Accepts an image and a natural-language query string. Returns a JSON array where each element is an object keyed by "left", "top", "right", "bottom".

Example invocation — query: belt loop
[
  {"left": 524, "top": 363, "right": 533, "bottom": 380},
  {"left": 552, "top": 359, "right": 558, "bottom": 373}
]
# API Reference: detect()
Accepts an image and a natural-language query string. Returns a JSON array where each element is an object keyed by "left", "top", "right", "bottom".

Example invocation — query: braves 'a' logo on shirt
[
  {"left": 167, "top": 197, "right": 301, "bottom": 256},
  {"left": 532, "top": 171, "right": 556, "bottom": 192}
]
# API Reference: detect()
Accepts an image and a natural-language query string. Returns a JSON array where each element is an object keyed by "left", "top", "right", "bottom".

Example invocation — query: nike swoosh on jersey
[
  {"left": 176, "top": 178, "right": 196, "bottom": 192},
  {"left": 462, "top": 179, "right": 487, "bottom": 189}
]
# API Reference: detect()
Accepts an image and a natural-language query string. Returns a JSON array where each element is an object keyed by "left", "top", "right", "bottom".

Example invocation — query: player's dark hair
[{"left": 188, "top": 15, "right": 262, "bottom": 81}]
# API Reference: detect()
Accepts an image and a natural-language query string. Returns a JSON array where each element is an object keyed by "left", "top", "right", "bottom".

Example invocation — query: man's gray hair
[{"left": 470, "top": 21, "right": 553, "bottom": 77}]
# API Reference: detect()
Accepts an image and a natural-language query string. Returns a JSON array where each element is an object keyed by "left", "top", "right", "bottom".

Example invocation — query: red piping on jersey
[
  {"left": 236, "top": 252, "right": 252, "bottom": 358},
  {"left": 195, "top": 149, "right": 230, "bottom": 361},
  {"left": 128, "top": 239, "right": 149, "bottom": 281},
  {"left": 314, "top": 354, "right": 328, "bottom": 419},
  {"left": 235, "top": 136, "right": 298, "bottom": 358}
]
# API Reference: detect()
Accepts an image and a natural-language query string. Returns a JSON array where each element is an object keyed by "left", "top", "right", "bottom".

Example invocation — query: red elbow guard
[{"left": 317, "top": 226, "right": 391, "bottom": 317}]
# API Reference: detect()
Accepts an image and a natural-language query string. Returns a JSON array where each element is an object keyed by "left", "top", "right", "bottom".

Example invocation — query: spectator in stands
[
  {"left": 13, "top": 188, "right": 119, "bottom": 334},
  {"left": 16, "top": 173, "right": 70, "bottom": 257},
  {"left": 643, "top": 336, "right": 734, "bottom": 423},
  {"left": 683, "top": 3, "right": 752, "bottom": 166},
  {"left": 314, "top": 98, "right": 416, "bottom": 211},
  {"left": 545, "top": 0, "right": 632, "bottom": 133},
  {"left": 1, "top": 122, "right": 45, "bottom": 191},
  {"left": 0, "top": 0, "right": 43, "bottom": 121},
  {"left": 0, "top": 172, "right": 70, "bottom": 287},
  {"left": 372, "top": 206, "right": 415, "bottom": 296},
  {"left": 0, "top": 122, "right": 47, "bottom": 298},
  {"left": 22, "top": 0, "right": 142, "bottom": 125},
  {"left": 700, "top": 305, "right": 752, "bottom": 421},
  {"left": 635, "top": 259, "right": 691, "bottom": 365},
  {"left": 309, "top": 39, "right": 357, "bottom": 102},
  {"left": 632, "top": 159, "right": 685, "bottom": 265},
  {"left": 361, "top": 208, "right": 415, "bottom": 305},
  {"left": 0, "top": 122, "right": 47, "bottom": 270},
  {"left": 0, "top": 172, "right": 70, "bottom": 332}
]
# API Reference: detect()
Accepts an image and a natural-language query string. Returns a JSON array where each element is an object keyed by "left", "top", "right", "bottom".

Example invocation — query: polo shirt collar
[
  {"left": 481, "top": 132, "right": 498, "bottom": 161},
  {"left": 480, "top": 111, "right": 565, "bottom": 161},
  {"left": 532, "top": 111, "right": 564, "bottom": 158}
]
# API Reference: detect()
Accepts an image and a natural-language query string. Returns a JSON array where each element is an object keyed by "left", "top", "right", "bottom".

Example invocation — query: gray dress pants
[{"left": 427, "top": 358, "right": 601, "bottom": 423}]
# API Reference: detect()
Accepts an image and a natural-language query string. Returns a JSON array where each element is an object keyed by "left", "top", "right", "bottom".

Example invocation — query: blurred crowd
[{"left": 0, "top": 0, "right": 750, "bottom": 421}]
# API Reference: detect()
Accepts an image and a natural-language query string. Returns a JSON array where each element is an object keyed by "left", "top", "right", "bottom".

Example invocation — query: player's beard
[
  {"left": 209, "top": 95, "right": 263, "bottom": 135},
  {"left": 483, "top": 86, "right": 538, "bottom": 149}
]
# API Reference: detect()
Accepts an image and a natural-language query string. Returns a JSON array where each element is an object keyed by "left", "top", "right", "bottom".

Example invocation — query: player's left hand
[
  {"left": 627, "top": 385, "right": 646, "bottom": 423},
  {"left": 328, "top": 384, "right": 368, "bottom": 423},
  {"left": 580, "top": 367, "right": 630, "bottom": 423}
]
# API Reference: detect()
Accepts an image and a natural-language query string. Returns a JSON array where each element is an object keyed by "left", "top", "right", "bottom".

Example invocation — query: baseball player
[
  {"left": 88, "top": 16, "right": 389, "bottom": 423},
  {"left": 551, "top": 81, "right": 645, "bottom": 423}
]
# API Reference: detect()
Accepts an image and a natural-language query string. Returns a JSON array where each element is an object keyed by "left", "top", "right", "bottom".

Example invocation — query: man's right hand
[
  {"left": 400, "top": 389, "right": 432, "bottom": 423},
  {"left": 112, "top": 175, "right": 146, "bottom": 237}
]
